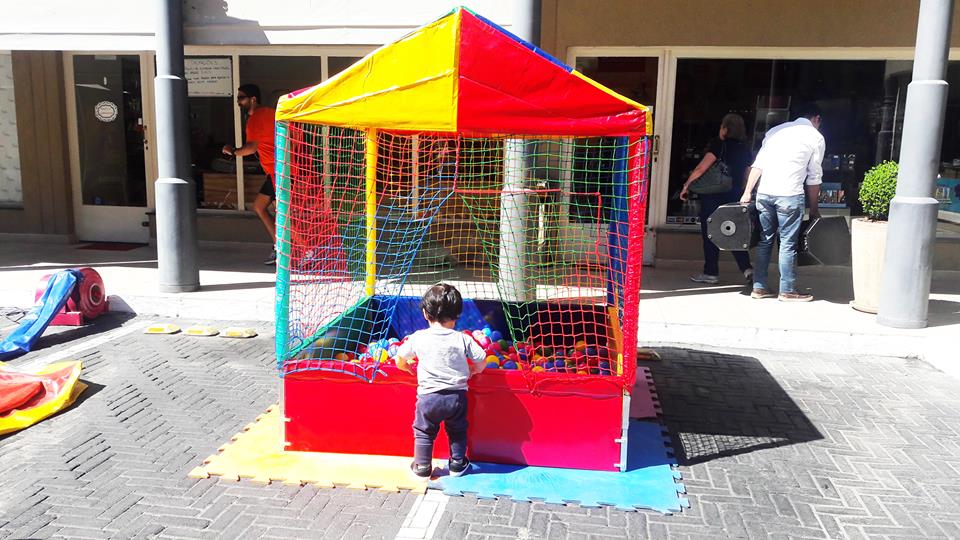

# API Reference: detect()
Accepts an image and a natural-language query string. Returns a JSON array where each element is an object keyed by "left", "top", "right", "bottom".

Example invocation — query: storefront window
[
  {"left": 668, "top": 58, "right": 916, "bottom": 224},
  {"left": 0, "top": 52, "right": 22, "bottom": 207},
  {"left": 187, "top": 55, "right": 324, "bottom": 211}
]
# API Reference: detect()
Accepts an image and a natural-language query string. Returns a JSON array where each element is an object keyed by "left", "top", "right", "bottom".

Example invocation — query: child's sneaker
[
  {"left": 410, "top": 462, "right": 432, "bottom": 479},
  {"left": 448, "top": 457, "right": 470, "bottom": 477}
]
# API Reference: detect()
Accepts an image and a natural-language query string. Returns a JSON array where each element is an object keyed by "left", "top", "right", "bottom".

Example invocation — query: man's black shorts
[{"left": 258, "top": 175, "right": 276, "bottom": 202}]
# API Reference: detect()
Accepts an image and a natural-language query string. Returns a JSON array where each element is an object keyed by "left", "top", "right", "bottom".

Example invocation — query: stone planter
[{"left": 850, "top": 218, "right": 888, "bottom": 313}]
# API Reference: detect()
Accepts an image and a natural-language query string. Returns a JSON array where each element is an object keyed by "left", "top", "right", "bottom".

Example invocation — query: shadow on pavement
[
  {"left": 648, "top": 347, "right": 822, "bottom": 466},
  {"left": 2, "top": 313, "right": 138, "bottom": 359}
]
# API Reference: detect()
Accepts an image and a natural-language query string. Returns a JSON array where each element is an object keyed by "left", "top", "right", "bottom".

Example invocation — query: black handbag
[{"left": 689, "top": 143, "right": 734, "bottom": 195}]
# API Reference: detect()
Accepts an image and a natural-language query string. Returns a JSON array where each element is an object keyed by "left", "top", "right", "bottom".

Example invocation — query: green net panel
[{"left": 275, "top": 123, "right": 648, "bottom": 390}]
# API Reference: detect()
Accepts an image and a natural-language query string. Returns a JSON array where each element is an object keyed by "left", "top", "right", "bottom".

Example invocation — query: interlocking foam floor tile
[
  {"left": 190, "top": 405, "right": 428, "bottom": 493},
  {"left": 630, "top": 366, "right": 662, "bottom": 419},
  {"left": 431, "top": 420, "right": 688, "bottom": 513}
]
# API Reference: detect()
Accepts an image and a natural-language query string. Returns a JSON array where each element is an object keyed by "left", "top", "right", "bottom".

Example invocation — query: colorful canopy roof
[{"left": 275, "top": 7, "right": 650, "bottom": 137}]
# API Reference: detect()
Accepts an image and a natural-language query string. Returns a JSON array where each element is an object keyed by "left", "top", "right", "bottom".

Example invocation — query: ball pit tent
[{"left": 273, "top": 6, "right": 651, "bottom": 472}]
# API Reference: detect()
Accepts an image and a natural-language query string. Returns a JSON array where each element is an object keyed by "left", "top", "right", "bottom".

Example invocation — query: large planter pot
[{"left": 850, "top": 218, "right": 888, "bottom": 313}]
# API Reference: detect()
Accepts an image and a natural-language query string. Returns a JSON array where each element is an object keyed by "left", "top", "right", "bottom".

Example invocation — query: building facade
[{"left": 1, "top": 0, "right": 958, "bottom": 267}]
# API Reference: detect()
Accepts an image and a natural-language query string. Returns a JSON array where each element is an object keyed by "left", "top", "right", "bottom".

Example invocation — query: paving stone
[{"left": 3, "top": 319, "right": 960, "bottom": 539}]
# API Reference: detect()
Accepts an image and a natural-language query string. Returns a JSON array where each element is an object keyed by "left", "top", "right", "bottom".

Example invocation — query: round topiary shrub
[{"left": 859, "top": 160, "right": 898, "bottom": 221}]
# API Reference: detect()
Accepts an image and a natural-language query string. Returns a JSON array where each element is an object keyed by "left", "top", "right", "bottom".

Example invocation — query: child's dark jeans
[{"left": 413, "top": 389, "right": 468, "bottom": 466}]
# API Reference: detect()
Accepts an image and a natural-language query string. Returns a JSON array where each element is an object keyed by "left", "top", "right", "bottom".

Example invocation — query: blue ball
[
  {"left": 486, "top": 361, "right": 500, "bottom": 369},
  {"left": 555, "top": 349, "right": 565, "bottom": 357},
  {"left": 502, "top": 361, "right": 519, "bottom": 370},
  {"left": 482, "top": 327, "right": 492, "bottom": 336},
  {"left": 585, "top": 346, "right": 597, "bottom": 356},
  {"left": 489, "top": 330, "right": 503, "bottom": 342},
  {"left": 599, "top": 360, "right": 610, "bottom": 369},
  {"left": 544, "top": 360, "right": 555, "bottom": 369}
]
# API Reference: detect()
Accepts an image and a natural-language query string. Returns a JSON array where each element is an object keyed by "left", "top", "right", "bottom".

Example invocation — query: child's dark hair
[{"left": 420, "top": 283, "right": 463, "bottom": 323}]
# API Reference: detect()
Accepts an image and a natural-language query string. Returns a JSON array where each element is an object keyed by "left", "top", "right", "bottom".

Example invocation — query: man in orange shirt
[{"left": 222, "top": 84, "right": 278, "bottom": 265}]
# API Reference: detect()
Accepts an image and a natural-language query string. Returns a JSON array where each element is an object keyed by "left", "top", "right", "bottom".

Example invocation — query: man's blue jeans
[{"left": 753, "top": 194, "right": 804, "bottom": 293}]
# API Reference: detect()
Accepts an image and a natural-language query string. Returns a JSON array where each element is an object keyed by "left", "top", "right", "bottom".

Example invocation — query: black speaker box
[
  {"left": 706, "top": 202, "right": 760, "bottom": 251},
  {"left": 797, "top": 216, "right": 851, "bottom": 266}
]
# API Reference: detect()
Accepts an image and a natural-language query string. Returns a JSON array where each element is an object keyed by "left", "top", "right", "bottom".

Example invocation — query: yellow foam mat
[{"left": 189, "top": 405, "right": 428, "bottom": 493}]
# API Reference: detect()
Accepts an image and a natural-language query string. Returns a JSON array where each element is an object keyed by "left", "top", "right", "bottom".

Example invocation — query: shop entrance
[
  {"left": 67, "top": 53, "right": 155, "bottom": 242},
  {"left": 565, "top": 54, "right": 663, "bottom": 265}
]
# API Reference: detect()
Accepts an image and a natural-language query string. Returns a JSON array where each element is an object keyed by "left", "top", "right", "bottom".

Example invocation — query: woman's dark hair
[
  {"left": 720, "top": 113, "right": 747, "bottom": 142},
  {"left": 420, "top": 283, "right": 463, "bottom": 323},
  {"left": 237, "top": 84, "right": 262, "bottom": 102}
]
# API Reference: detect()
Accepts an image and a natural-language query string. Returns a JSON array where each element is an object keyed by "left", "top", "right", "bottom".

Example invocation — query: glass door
[
  {"left": 68, "top": 53, "right": 154, "bottom": 242},
  {"left": 565, "top": 54, "right": 663, "bottom": 265}
]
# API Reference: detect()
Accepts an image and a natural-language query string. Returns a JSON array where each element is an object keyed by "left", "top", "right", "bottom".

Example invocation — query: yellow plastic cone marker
[
  {"left": 219, "top": 327, "right": 258, "bottom": 339},
  {"left": 144, "top": 323, "right": 181, "bottom": 334},
  {"left": 184, "top": 325, "right": 219, "bottom": 337}
]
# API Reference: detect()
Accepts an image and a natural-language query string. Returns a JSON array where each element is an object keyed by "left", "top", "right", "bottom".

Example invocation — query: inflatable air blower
[{"left": 34, "top": 267, "right": 108, "bottom": 326}]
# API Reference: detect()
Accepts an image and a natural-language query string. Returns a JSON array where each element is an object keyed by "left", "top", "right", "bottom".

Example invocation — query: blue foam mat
[{"left": 430, "top": 420, "right": 689, "bottom": 513}]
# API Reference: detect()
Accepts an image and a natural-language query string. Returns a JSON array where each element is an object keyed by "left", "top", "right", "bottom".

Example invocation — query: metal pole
[
  {"left": 154, "top": 0, "right": 200, "bottom": 292},
  {"left": 877, "top": 0, "right": 953, "bottom": 328},
  {"left": 498, "top": 0, "right": 539, "bottom": 304}
]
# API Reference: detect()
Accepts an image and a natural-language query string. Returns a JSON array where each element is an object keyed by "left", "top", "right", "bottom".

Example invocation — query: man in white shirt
[{"left": 740, "top": 104, "right": 824, "bottom": 302}]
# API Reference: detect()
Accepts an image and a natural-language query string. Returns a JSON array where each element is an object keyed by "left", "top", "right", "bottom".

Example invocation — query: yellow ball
[
  {"left": 334, "top": 352, "right": 349, "bottom": 361},
  {"left": 574, "top": 340, "right": 587, "bottom": 352},
  {"left": 532, "top": 366, "right": 545, "bottom": 372},
  {"left": 485, "top": 354, "right": 500, "bottom": 365}
]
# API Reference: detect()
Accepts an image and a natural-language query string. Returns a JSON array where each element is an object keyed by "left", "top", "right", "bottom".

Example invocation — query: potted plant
[{"left": 851, "top": 160, "right": 898, "bottom": 313}]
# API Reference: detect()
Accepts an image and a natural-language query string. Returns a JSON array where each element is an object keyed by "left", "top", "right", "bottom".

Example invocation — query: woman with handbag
[{"left": 679, "top": 113, "right": 754, "bottom": 285}]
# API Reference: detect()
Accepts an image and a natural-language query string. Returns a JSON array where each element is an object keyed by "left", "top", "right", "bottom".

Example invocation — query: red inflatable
[{"left": 34, "top": 267, "right": 108, "bottom": 326}]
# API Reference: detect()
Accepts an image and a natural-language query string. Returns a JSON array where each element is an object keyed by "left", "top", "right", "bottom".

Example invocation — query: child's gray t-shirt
[{"left": 396, "top": 327, "right": 487, "bottom": 395}]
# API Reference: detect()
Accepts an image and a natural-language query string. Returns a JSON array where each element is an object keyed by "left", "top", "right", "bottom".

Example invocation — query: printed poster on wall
[{"left": 185, "top": 57, "right": 233, "bottom": 97}]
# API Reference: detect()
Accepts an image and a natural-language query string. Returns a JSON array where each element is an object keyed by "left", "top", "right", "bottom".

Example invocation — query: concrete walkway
[{"left": 1, "top": 241, "right": 957, "bottom": 376}]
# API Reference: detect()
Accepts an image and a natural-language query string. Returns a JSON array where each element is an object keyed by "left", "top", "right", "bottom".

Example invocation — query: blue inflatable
[{"left": 0, "top": 269, "right": 81, "bottom": 361}]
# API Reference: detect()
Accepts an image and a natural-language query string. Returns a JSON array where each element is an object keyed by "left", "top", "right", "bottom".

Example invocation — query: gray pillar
[
  {"left": 154, "top": 0, "right": 199, "bottom": 292},
  {"left": 877, "top": 0, "right": 953, "bottom": 329},
  {"left": 497, "top": 1, "right": 539, "bottom": 304}
]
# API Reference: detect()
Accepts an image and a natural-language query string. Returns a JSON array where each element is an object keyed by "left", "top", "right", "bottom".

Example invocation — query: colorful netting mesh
[{"left": 275, "top": 124, "right": 648, "bottom": 391}]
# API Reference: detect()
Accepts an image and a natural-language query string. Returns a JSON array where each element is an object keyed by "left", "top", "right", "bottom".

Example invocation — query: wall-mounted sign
[
  {"left": 94, "top": 101, "right": 118, "bottom": 122},
  {"left": 185, "top": 57, "right": 233, "bottom": 97}
]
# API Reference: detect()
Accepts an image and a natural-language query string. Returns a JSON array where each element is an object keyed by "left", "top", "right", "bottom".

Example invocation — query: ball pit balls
[
  {"left": 508, "top": 352, "right": 520, "bottom": 363},
  {"left": 543, "top": 360, "right": 555, "bottom": 369},
  {"left": 334, "top": 352, "right": 349, "bottom": 361},
  {"left": 482, "top": 327, "right": 492, "bottom": 336},
  {"left": 574, "top": 340, "right": 587, "bottom": 352},
  {"left": 502, "top": 361, "right": 519, "bottom": 370},
  {"left": 486, "top": 361, "right": 500, "bottom": 369},
  {"left": 490, "top": 330, "right": 503, "bottom": 342},
  {"left": 532, "top": 366, "right": 545, "bottom": 372},
  {"left": 585, "top": 346, "right": 598, "bottom": 356},
  {"left": 540, "top": 346, "right": 554, "bottom": 357},
  {"left": 485, "top": 354, "right": 500, "bottom": 366},
  {"left": 599, "top": 360, "right": 610, "bottom": 369},
  {"left": 490, "top": 342, "right": 503, "bottom": 353}
]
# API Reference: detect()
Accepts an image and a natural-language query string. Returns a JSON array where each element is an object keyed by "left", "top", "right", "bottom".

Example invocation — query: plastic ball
[
  {"left": 574, "top": 340, "right": 587, "bottom": 352},
  {"left": 490, "top": 330, "right": 502, "bottom": 342},
  {"left": 508, "top": 352, "right": 520, "bottom": 364},
  {"left": 387, "top": 344, "right": 399, "bottom": 356},
  {"left": 514, "top": 341, "right": 527, "bottom": 351},
  {"left": 358, "top": 344, "right": 368, "bottom": 354},
  {"left": 577, "top": 370, "right": 588, "bottom": 375},
  {"left": 599, "top": 360, "right": 611, "bottom": 370},
  {"left": 345, "top": 351, "right": 356, "bottom": 361},
  {"left": 388, "top": 337, "right": 399, "bottom": 344},
  {"left": 565, "top": 359, "right": 577, "bottom": 368},
  {"left": 485, "top": 361, "right": 500, "bottom": 369},
  {"left": 589, "top": 368, "right": 600, "bottom": 375},
  {"left": 497, "top": 339, "right": 509, "bottom": 351},
  {"left": 585, "top": 346, "right": 598, "bottom": 356},
  {"left": 555, "top": 349, "right": 566, "bottom": 358},
  {"left": 532, "top": 366, "right": 545, "bottom": 372},
  {"left": 507, "top": 345, "right": 517, "bottom": 354},
  {"left": 502, "top": 361, "right": 519, "bottom": 370},
  {"left": 477, "top": 335, "right": 492, "bottom": 347},
  {"left": 567, "top": 348, "right": 576, "bottom": 357},
  {"left": 482, "top": 327, "right": 492, "bottom": 336},
  {"left": 541, "top": 346, "right": 554, "bottom": 357},
  {"left": 334, "top": 352, "right": 349, "bottom": 361},
  {"left": 490, "top": 341, "right": 503, "bottom": 353},
  {"left": 485, "top": 354, "right": 500, "bottom": 366}
]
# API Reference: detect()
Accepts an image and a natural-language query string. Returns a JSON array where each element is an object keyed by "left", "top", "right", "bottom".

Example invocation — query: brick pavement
[{"left": 2, "top": 316, "right": 960, "bottom": 539}]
